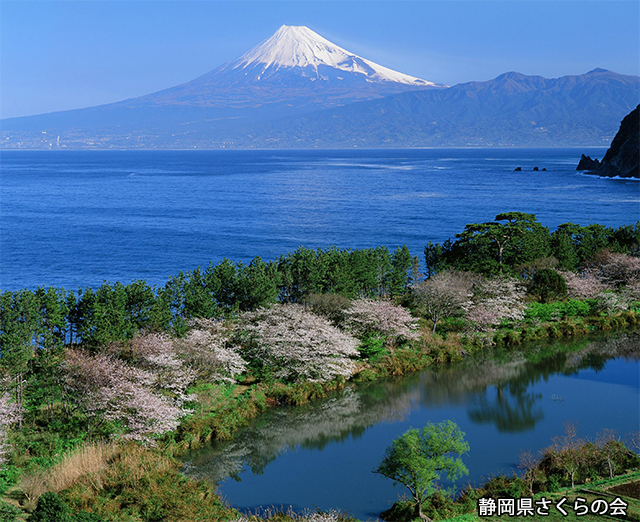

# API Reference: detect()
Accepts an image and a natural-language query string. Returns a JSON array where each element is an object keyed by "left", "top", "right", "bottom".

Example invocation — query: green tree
[
  {"left": 453, "top": 212, "right": 546, "bottom": 274},
  {"left": 389, "top": 245, "right": 414, "bottom": 296},
  {"left": 0, "top": 290, "right": 40, "bottom": 429},
  {"left": 527, "top": 268, "right": 567, "bottom": 303},
  {"left": 551, "top": 225, "right": 581, "bottom": 270},
  {"left": 35, "top": 286, "right": 69, "bottom": 350},
  {"left": 373, "top": 421, "right": 469, "bottom": 521},
  {"left": 205, "top": 258, "right": 240, "bottom": 312},
  {"left": 424, "top": 241, "right": 445, "bottom": 278},
  {"left": 75, "top": 283, "right": 132, "bottom": 348},
  {"left": 236, "top": 257, "right": 279, "bottom": 311}
]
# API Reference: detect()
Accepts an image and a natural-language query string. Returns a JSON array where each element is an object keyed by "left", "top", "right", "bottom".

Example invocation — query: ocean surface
[{"left": 1, "top": 148, "right": 638, "bottom": 291}]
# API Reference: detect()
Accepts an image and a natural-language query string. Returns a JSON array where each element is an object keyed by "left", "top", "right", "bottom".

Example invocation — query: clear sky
[{"left": 1, "top": 0, "right": 639, "bottom": 119}]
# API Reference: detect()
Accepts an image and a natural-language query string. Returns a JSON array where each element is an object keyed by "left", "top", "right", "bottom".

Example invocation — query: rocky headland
[{"left": 577, "top": 104, "right": 639, "bottom": 178}]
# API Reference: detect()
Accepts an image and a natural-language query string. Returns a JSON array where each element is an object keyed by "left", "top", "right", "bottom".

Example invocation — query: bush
[
  {"left": 525, "top": 299, "right": 592, "bottom": 324},
  {"left": 0, "top": 466, "right": 19, "bottom": 495},
  {"left": 73, "top": 512, "right": 106, "bottom": 522},
  {"left": 357, "top": 334, "right": 389, "bottom": 362},
  {"left": 480, "top": 475, "right": 528, "bottom": 499},
  {"left": 303, "top": 293, "right": 351, "bottom": 323},
  {"left": 563, "top": 299, "right": 591, "bottom": 317},
  {"left": 0, "top": 500, "right": 22, "bottom": 522},
  {"left": 30, "top": 492, "right": 73, "bottom": 522},
  {"left": 528, "top": 268, "right": 567, "bottom": 303}
]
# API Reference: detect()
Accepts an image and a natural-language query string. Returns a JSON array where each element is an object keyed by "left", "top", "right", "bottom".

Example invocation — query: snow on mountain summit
[
  {"left": 233, "top": 25, "right": 438, "bottom": 87},
  {"left": 118, "top": 24, "right": 444, "bottom": 113}
]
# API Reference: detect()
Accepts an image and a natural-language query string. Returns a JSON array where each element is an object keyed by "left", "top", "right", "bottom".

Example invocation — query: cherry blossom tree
[
  {"left": 0, "top": 386, "right": 20, "bottom": 466},
  {"left": 128, "top": 333, "right": 196, "bottom": 399},
  {"left": 589, "top": 250, "right": 640, "bottom": 288},
  {"left": 177, "top": 318, "right": 247, "bottom": 383},
  {"left": 340, "top": 298, "right": 419, "bottom": 346},
  {"left": 240, "top": 304, "right": 359, "bottom": 383},
  {"left": 556, "top": 269, "right": 610, "bottom": 300},
  {"left": 412, "top": 271, "right": 475, "bottom": 333},
  {"left": 517, "top": 449, "right": 543, "bottom": 495},
  {"left": 547, "top": 421, "right": 585, "bottom": 488},
  {"left": 63, "top": 349, "right": 191, "bottom": 440},
  {"left": 465, "top": 276, "right": 526, "bottom": 332}
]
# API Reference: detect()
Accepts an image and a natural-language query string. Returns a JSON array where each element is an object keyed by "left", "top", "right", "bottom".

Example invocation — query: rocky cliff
[{"left": 577, "top": 105, "right": 639, "bottom": 178}]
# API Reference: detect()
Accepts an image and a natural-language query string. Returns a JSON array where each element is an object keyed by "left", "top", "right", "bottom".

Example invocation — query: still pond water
[{"left": 182, "top": 331, "right": 639, "bottom": 520}]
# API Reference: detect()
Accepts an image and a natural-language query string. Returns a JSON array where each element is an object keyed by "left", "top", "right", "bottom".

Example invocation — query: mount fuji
[
  {"left": 2, "top": 26, "right": 638, "bottom": 149},
  {"left": 138, "top": 25, "right": 444, "bottom": 110},
  {"left": 2, "top": 25, "right": 444, "bottom": 149}
]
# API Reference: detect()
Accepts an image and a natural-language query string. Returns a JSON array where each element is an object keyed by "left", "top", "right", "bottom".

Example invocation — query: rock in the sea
[
  {"left": 577, "top": 154, "right": 601, "bottom": 171},
  {"left": 577, "top": 105, "right": 639, "bottom": 178},
  {"left": 599, "top": 105, "right": 639, "bottom": 178},
  {"left": 514, "top": 167, "right": 522, "bottom": 171}
]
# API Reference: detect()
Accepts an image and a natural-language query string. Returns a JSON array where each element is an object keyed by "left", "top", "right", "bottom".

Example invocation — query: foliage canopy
[{"left": 373, "top": 420, "right": 469, "bottom": 521}]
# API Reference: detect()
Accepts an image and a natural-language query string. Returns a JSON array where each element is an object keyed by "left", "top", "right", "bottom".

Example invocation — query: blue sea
[{"left": 1, "top": 148, "right": 638, "bottom": 292}]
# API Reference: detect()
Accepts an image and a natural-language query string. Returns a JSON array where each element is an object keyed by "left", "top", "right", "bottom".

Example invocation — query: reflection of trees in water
[
  {"left": 467, "top": 386, "right": 543, "bottom": 432},
  {"left": 183, "top": 330, "right": 639, "bottom": 481},
  {"left": 183, "top": 384, "right": 418, "bottom": 483},
  {"left": 563, "top": 330, "right": 639, "bottom": 373},
  {"left": 418, "top": 329, "right": 639, "bottom": 433}
]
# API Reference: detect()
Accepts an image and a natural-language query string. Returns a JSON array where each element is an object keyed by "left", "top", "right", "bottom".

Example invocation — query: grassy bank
[{"left": 440, "top": 471, "right": 640, "bottom": 522}]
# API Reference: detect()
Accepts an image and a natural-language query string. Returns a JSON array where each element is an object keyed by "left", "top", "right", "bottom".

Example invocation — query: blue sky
[{"left": 1, "top": 1, "right": 639, "bottom": 119}]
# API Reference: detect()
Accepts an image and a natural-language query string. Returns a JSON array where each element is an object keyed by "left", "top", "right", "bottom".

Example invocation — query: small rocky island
[{"left": 577, "top": 104, "right": 639, "bottom": 178}]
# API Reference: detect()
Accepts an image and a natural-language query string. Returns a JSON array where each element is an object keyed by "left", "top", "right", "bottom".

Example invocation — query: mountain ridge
[
  {"left": 210, "top": 68, "right": 640, "bottom": 148},
  {"left": 1, "top": 25, "right": 638, "bottom": 149}
]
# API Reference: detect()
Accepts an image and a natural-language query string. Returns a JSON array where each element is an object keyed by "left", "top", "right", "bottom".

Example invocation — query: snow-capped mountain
[
  {"left": 230, "top": 25, "right": 437, "bottom": 87},
  {"left": 3, "top": 26, "right": 636, "bottom": 150},
  {"left": 2, "top": 24, "right": 445, "bottom": 148},
  {"left": 135, "top": 25, "right": 444, "bottom": 110}
]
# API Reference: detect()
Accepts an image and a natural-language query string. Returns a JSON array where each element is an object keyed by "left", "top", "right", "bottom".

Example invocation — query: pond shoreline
[{"left": 178, "top": 326, "right": 639, "bottom": 521}]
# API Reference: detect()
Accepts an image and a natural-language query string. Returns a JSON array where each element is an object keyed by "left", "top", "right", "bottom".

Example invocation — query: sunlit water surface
[{"left": 2, "top": 148, "right": 638, "bottom": 291}]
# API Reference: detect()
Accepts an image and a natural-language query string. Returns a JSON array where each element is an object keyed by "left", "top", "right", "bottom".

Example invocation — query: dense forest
[
  {"left": 0, "top": 213, "right": 639, "bottom": 521},
  {"left": 2, "top": 213, "right": 638, "bottom": 347}
]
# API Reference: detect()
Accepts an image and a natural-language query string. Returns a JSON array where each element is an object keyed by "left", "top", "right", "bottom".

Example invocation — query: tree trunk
[{"left": 416, "top": 502, "right": 432, "bottom": 522}]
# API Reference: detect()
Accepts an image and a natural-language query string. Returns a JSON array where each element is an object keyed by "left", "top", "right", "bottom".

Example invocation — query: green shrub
[
  {"left": 563, "top": 299, "right": 590, "bottom": 317},
  {"left": 30, "top": 492, "right": 73, "bottom": 522},
  {"left": 303, "top": 293, "right": 351, "bottom": 323},
  {"left": 547, "top": 474, "right": 561, "bottom": 493},
  {"left": 528, "top": 268, "right": 567, "bottom": 303},
  {"left": 525, "top": 299, "right": 592, "bottom": 324},
  {"left": 380, "top": 499, "right": 415, "bottom": 522},
  {"left": 0, "top": 466, "right": 19, "bottom": 495},
  {"left": 438, "top": 317, "right": 467, "bottom": 334},
  {"left": 521, "top": 327, "right": 542, "bottom": 343},
  {"left": 481, "top": 475, "right": 528, "bottom": 498},
  {"left": 546, "top": 323, "right": 562, "bottom": 338},
  {"left": 525, "top": 302, "right": 558, "bottom": 323},
  {"left": 0, "top": 500, "right": 22, "bottom": 522},
  {"left": 504, "top": 330, "right": 522, "bottom": 346},
  {"left": 73, "top": 512, "right": 106, "bottom": 522},
  {"left": 357, "top": 334, "right": 389, "bottom": 362}
]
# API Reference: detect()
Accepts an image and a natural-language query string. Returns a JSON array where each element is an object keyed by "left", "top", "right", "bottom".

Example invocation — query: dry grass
[
  {"left": 19, "top": 441, "right": 118, "bottom": 502},
  {"left": 416, "top": 327, "right": 465, "bottom": 361},
  {"left": 105, "top": 441, "right": 174, "bottom": 486}
]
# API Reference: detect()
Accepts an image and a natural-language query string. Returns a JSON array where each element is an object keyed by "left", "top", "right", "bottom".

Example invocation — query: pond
[{"left": 181, "top": 330, "right": 640, "bottom": 521}]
